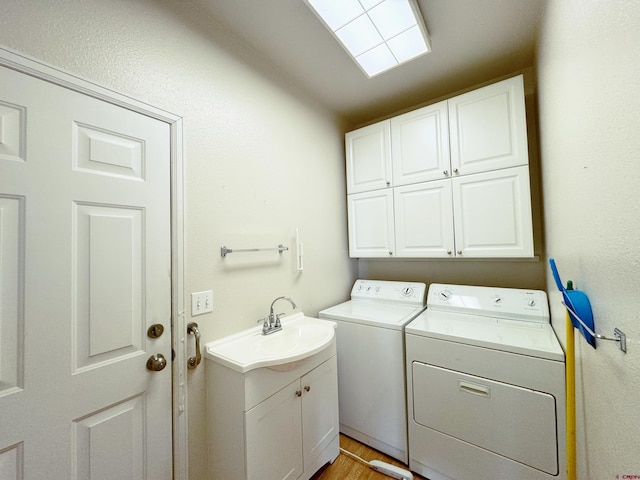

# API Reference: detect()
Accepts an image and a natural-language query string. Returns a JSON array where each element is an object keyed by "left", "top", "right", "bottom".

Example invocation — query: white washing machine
[
  {"left": 405, "top": 284, "right": 566, "bottom": 480},
  {"left": 319, "top": 279, "right": 426, "bottom": 463}
]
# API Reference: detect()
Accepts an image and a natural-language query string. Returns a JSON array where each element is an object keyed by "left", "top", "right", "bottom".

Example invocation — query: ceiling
[{"left": 188, "top": 0, "right": 546, "bottom": 126}]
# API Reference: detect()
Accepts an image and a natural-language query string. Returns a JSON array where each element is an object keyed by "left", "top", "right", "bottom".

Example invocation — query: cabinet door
[
  {"left": 394, "top": 180, "right": 455, "bottom": 257},
  {"left": 391, "top": 101, "right": 450, "bottom": 185},
  {"left": 448, "top": 75, "right": 528, "bottom": 175},
  {"left": 346, "top": 120, "right": 392, "bottom": 194},
  {"left": 452, "top": 165, "right": 533, "bottom": 258},
  {"left": 301, "top": 356, "right": 339, "bottom": 471},
  {"left": 348, "top": 190, "right": 395, "bottom": 257},
  {"left": 245, "top": 381, "right": 303, "bottom": 480}
]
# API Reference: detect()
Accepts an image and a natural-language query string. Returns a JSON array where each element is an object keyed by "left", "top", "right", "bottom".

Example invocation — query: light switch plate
[{"left": 191, "top": 290, "right": 213, "bottom": 316}]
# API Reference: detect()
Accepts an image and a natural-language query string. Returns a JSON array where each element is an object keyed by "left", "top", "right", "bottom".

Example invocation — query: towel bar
[{"left": 220, "top": 244, "right": 289, "bottom": 257}]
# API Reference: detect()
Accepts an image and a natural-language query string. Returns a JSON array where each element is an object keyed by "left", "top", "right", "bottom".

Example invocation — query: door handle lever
[{"left": 187, "top": 322, "right": 202, "bottom": 369}]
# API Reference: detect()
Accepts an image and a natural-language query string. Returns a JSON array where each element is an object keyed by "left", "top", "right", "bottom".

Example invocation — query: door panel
[
  {"left": 412, "top": 362, "right": 558, "bottom": 474},
  {"left": 452, "top": 166, "right": 533, "bottom": 257},
  {"left": 345, "top": 120, "right": 392, "bottom": 194},
  {"left": 394, "top": 180, "right": 454, "bottom": 257},
  {"left": 301, "top": 356, "right": 339, "bottom": 470},
  {"left": 347, "top": 190, "right": 395, "bottom": 257},
  {"left": 391, "top": 100, "right": 450, "bottom": 185},
  {"left": 0, "top": 65, "right": 172, "bottom": 479},
  {"left": 246, "top": 381, "right": 303, "bottom": 480},
  {"left": 448, "top": 75, "right": 528, "bottom": 175},
  {"left": 74, "top": 204, "right": 144, "bottom": 370}
]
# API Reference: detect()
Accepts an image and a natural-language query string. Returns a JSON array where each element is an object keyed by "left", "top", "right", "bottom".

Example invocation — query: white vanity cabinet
[
  {"left": 206, "top": 342, "right": 339, "bottom": 480},
  {"left": 346, "top": 74, "right": 534, "bottom": 258}
]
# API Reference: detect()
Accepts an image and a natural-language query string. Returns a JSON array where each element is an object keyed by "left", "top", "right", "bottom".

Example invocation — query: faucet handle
[
  {"left": 257, "top": 317, "right": 269, "bottom": 333},
  {"left": 274, "top": 313, "right": 285, "bottom": 328}
]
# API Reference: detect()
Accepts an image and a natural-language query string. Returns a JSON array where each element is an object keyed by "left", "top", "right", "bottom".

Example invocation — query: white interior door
[{"left": 0, "top": 65, "right": 172, "bottom": 479}]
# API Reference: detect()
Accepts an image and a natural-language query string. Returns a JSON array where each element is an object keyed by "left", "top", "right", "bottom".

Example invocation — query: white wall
[
  {"left": 537, "top": 1, "right": 640, "bottom": 478},
  {"left": 0, "top": 1, "right": 356, "bottom": 478}
]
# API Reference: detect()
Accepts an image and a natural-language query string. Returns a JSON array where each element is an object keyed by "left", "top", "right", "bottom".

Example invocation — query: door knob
[{"left": 146, "top": 353, "right": 167, "bottom": 371}]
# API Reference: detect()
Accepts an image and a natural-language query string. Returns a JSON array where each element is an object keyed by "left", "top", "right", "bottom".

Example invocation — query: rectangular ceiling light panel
[{"left": 305, "top": 0, "right": 431, "bottom": 77}]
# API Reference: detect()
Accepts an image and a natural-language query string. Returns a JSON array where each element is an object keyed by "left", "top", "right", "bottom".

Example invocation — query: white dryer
[
  {"left": 405, "top": 283, "right": 566, "bottom": 480},
  {"left": 319, "top": 279, "right": 426, "bottom": 463}
]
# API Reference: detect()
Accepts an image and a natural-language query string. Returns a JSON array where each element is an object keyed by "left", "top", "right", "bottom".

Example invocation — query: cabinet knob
[
  {"left": 295, "top": 390, "right": 302, "bottom": 397},
  {"left": 457, "top": 250, "right": 462, "bottom": 255},
  {"left": 304, "top": 385, "right": 311, "bottom": 392},
  {"left": 388, "top": 251, "right": 393, "bottom": 256},
  {"left": 453, "top": 168, "right": 459, "bottom": 174},
  {"left": 386, "top": 181, "right": 390, "bottom": 186},
  {"left": 443, "top": 170, "right": 449, "bottom": 176},
  {"left": 447, "top": 251, "right": 452, "bottom": 255}
]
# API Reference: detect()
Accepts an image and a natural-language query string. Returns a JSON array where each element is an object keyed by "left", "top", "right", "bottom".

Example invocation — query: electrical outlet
[{"left": 191, "top": 290, "right": 213, "bottom": 316}]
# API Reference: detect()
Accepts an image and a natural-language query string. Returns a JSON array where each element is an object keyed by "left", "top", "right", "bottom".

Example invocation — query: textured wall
[
  {"left": 0, "top": 1, "right": 356, "bottom": 478},
  {"left": 537, "top": 1, "right": 640, "bottom": 478}
]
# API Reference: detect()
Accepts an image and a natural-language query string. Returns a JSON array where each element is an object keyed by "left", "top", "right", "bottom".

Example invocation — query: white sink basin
[{"left": 204, "top": 312, "right": 336, "bottom": 373}]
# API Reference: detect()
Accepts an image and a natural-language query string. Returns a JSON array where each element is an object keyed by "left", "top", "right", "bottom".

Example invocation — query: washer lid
[
  {"left": 406, "top": 310, "right": 565, "bottom": 361},
  {"left": 319, "top": 300, "right": 425, "bottom": 329}
]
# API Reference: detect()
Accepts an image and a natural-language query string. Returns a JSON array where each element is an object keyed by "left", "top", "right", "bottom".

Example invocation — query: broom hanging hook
[{"left": 561, "top": 301, "right": 627, "bottom": 353}]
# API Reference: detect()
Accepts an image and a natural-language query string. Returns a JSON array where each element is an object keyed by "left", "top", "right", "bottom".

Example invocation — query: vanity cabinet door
[
  {"left": 301, "top": 356, "right": 339, "bottom": 471},
  {"left": 245, "top": 381, "right": 303, "bottom": 480}
]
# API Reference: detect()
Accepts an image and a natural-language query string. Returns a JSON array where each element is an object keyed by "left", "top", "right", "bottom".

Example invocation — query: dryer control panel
[
  {"left": 351, "top": 279, "right": 426, "bottom": 307},
  {"left": 427, "top": 283, "right": 549, "bottom": 323}
]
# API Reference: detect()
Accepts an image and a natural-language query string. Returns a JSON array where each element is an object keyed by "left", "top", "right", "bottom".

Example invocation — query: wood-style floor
[{"left": 310, "top": 435, "right": 426, "bottom": 480}]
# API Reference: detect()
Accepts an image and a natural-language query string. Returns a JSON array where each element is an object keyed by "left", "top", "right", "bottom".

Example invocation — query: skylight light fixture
[{"left": 304, "top": 0, "right": 431, "bottom": 78}]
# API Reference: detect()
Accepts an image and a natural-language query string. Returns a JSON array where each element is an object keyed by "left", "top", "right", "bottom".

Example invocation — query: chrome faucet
[{"left": 259, "top": 296, "right": 297, "bottom": 335}]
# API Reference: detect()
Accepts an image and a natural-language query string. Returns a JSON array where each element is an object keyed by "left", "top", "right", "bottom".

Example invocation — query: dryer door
[{"left": 411, "top": 362, "right": 558, "bottom": 475}]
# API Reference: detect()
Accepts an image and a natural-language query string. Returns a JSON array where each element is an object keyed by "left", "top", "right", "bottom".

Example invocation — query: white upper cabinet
[
  {"left": 345, "top": 74, "right": 534, "bottom": 259},
  {"left": 449, "top": 75, "right": 528, "bottom": 175},
  {"left": 452, "top": 165, "right": 533, "bottom": 258},
  {"left": 391, "top": 100, "right": 450, "bottom": 185},
  {"left": 347, "top": 189, "right": 395, "bottom": 258},
  {"left": 394, "top": 180, "right": 454, "bottom": 258},
  {"left": 345, "top": 120, "right": 391, "bottom": 194}
]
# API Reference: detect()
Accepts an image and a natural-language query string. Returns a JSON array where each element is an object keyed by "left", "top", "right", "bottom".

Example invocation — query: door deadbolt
[
  {"left": 147, "top": 324, "right": 164, "bottom": 338},
  {"left": 146, "top": 353, "right": 167, "bottom": 371}
]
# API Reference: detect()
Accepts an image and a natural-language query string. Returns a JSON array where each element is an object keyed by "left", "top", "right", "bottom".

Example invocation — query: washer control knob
[
  {"left": 402, "top": 287, "right": 413, "bottom": 296},
  {"left": 494, "top": 296, "right": 503, "bottom": 304},
  {"left": 438, "top": 290, "right": 451, "bottom": 301},
  {"left": 528, "top": 299, "right": 536, "bottom": 307}
]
